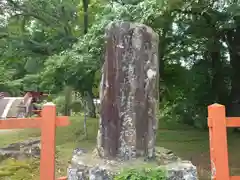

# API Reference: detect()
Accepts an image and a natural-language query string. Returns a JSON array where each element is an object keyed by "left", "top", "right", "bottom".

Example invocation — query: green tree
[{"left": 2, "top": 0, "right": 240, "bottom": 128}]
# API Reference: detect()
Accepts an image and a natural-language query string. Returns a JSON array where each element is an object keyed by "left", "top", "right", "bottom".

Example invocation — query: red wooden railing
[
  {"left": 208, "top": 103, "right": 240, "bottom": 180},
  {"left": 0, "top": 102, "right": 68, "bottom": 180}
]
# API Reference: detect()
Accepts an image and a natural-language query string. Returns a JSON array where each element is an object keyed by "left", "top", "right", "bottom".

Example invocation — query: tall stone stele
[{"left": 97, "top": 21, "right": 159, "bottom": 160}]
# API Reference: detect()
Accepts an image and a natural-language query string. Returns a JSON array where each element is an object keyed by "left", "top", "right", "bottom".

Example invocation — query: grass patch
[
  {"left": 1, "top": 116, "right": 240, "bottom": 180},
  {"left": 0, "top": 116, "right": 98, "bottom": 179},
  {"left": 0, "top": 159, "right": 39, "bottom": 180},
  {"left": 114, "top": 168, "right": 166, "bottom": 180}
]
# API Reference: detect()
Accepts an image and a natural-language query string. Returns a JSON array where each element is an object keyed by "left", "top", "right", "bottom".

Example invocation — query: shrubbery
[{"left": 114, "top": 168, "right": 166, "bottom": 180}]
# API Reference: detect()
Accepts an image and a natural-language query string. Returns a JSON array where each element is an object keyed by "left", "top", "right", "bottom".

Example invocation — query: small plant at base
[{"left": 114, "top": 168, "right": 166, "bottom": 180}]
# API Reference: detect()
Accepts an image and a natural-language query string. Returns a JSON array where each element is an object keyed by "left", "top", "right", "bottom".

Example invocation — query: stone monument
[
  {"left": 96, "top": 21, "right": 159, "bottom": 160},
  {"left": 68, "top": 21, "right": 198, "bottom": 180}
]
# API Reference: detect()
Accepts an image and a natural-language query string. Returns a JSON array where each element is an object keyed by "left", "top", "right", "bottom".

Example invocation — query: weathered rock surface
[
  {"left": 97, "top": 21, "right": 159, "bottom": 160},
  {"left": 68, "top": 147, "right": 198, "bottom": 180},
  {"left": 155, "top": 147, "right": 181, "bottom": 165},
  {"left": 0, "top": 138, "right": 40, "bottom": 161},
  {"left": 164, "top": 161, "right": 198, "bottom": 180}
]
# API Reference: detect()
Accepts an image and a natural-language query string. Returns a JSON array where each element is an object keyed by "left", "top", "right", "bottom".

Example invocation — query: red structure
[
  {"left": 21, "top": 91, "right": 49, "bottom": 117},
  {"left": 208, "top": 104, "right": 240, "bottom": 180},
  {"left": 24, "top": 91, "right": 48, "bottom": 102},
  {"left": 0, "top": 103, "right": 68, "bottom": 180}
]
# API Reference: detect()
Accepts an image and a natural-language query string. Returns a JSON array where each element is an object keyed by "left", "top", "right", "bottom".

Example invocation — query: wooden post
[
  {"left": 208, "top": 104, "right": 230, "bottom": 180},
  {"left": 40, "top": 102, "right": 56, "bottom": 180},
  {"left": 0, "top": 102, "right": 69, "bottom": 180}
]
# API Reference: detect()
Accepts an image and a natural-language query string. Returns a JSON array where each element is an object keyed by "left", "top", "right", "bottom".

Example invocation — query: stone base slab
[{"left": 67, "top": 147, "right": 198, "bottom": 180}]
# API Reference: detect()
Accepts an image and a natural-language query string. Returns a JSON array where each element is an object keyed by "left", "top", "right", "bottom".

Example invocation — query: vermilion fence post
[
  {"left": 40, "top": 102, "right": 56, "bottom": 180},
  {"left": 0, "top": 102, "right": 69, "bottom": 180},
  {"left": 208, "top": 104, "right": 230, "bottom": 180}
]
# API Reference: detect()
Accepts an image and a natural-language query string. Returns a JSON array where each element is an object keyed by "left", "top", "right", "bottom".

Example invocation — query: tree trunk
[
  {"left": 64, "top": 86, "right": 72, "bottom": 116},
  {"left": 83, "top": 0, "right": 89, "bottom": 34},
  {"left": 83, "top": 100, "right": 88, "bottom": 138},
  {"left": 209, "top": 36, "right": 228, "bottom": 105},
  {"left": 226, "top": 27, "right": 240, "bottom": 117},
  {"left": 84, "top": 90, "right": 96, "bottom": 118},
  {"left": 156, "top": 12, "right": 173, "bottom": 102}
]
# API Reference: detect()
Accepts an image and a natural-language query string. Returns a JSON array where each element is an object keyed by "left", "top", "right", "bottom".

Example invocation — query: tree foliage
[{"left": 1, "top": 0, "right": 240, "bottom": 126}]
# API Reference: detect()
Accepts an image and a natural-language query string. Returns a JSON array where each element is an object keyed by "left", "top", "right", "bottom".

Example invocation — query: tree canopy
[{"left": 1, "top": 0, "right": 240, "bottom": 127}]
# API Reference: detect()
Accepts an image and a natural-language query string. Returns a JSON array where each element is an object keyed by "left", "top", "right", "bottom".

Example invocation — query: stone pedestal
[
  {"left": 67, "top": 148, "right": 198, "bottom": 180},
  {"left": 164, "top": 161, "right": 198, "bottom": 180}
]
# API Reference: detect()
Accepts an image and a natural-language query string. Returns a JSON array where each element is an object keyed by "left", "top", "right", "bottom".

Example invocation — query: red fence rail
[
  {"left": 0, "top": 102, "right": 68, "bottom": 180},
  {"left": 208, "top": 103, "right": 240, "bottom": 180}
]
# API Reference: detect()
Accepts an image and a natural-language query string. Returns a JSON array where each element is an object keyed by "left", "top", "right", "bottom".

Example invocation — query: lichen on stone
[{"left": 97, "top": 21, "right": 159, "bottom": 160}]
